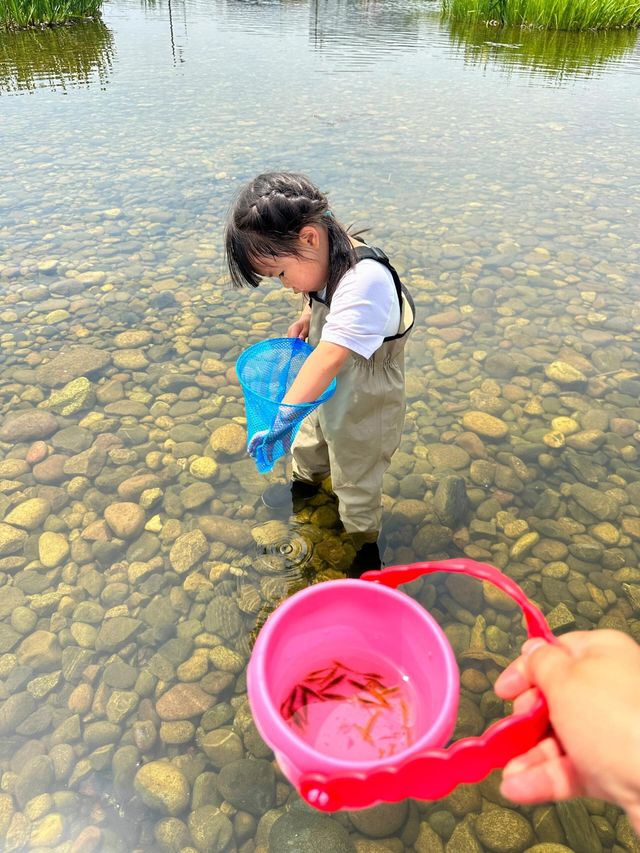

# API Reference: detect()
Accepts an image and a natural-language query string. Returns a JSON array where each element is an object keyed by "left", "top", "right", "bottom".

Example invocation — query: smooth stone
[
  {"left": 38, "top": 531, "right": 69, "bottom": 568},
  {"left": 0, "top": 523, "right": 28, "bottom": 556},
  {"left": 0, "top": 411, "right": 58, "bottom": 442},
  {"left": 217, "top": 759, "right": 276, "bottom": 816},
  {"left": 269, "top": 811, "right": 356, "bottom": 853},
  {"left": 16, "top": 631, "right": 61, "bottom": 671},
  {"left": 187, "top": 805, "right": 234, "bottom": 853},
  {"left": 134, "top": 761, "right": 190, "bottom": 816},
  {"left": 209, "top": 424, "right": 246, "bottom": 456},
  {"left": 33, "top": 347, "right": 111, "bottom": 387},
  {"left": 475, "top": 808, "right": 535, "bottom": 852},
  {"left": 5, "top": 498, "right": 51, "bottom": 531},
  {"left": 104, "top": 502, "right": 146, "bottom": 539},
  {"left": 198, "top": 729, "right": 244, "bottom": 769},
  {"left": 156, "top": 684, "right": 215, "bottom": 720},
  {"left": 349, "top": 801, "right": 408, "bottom": 838},
  {"left": 95, "top": 617, "right": 142, "bottom": 652},
  {"left": 462, "top": 411, "right": 509, "bottom": 440}
]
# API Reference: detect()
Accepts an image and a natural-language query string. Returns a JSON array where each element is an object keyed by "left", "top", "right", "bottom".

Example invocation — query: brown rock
[{"left": 156, "top": 684, "right": 215, "bottom": 721}]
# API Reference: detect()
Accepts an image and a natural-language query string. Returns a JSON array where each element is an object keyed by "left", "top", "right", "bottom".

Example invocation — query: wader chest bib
[{"left": 291, "top": 245, "right": 415, "bottom": 537}]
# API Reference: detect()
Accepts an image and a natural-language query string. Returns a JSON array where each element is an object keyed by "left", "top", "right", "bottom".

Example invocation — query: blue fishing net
[{"left": 236, "top": 337, "right": 337, "bottom": 473}]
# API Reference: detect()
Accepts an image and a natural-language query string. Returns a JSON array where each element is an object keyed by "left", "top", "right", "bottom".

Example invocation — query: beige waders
[{"left": 291, "top": 245, "right": 415, "bottom": 548}]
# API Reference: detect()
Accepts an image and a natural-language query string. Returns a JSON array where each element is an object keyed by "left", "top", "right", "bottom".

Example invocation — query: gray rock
[
  {"left": 95, "top": 617, "right": 142, "bottom": 651},
  {"left": 349, "top": 801, "right": 408, "bottom": 838},
  {"left": 474, "top": 807, "right": 535, "bottom": 852},
  {"left": 0, "top": 410, "right": 58, "bottom": 442},
  {"left": 434, "top": 475, "right": 469, "bottom": 528},
  {"left": 187, "top": 805, "right": 233, "bottom": 853},
  {"left": 269, "top": 811, "right": 356, "bottom": 853},
  {"left": 0, "top": 691, "right": 36, "bottom": 735},
  {"left": 217, "top": 759, "right": 276, "bottom": 816},
  {"left": 34, "top": 346, "right": 111, "bottom": 387},
  {"left": 204, "top": 597, "right": 243, "bottom": 640},
  {"left": 14, "top": 755, "right": 54, "bottom": 808},
  {"left": 569, "top": 484, "right": 619, "bottom": 522},
  {"left": 555, "top": 801, "right": 603, "bottom": 853}
]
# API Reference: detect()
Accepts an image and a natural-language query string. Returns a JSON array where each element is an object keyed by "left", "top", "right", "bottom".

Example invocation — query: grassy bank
[
  {"left": 0, "top": 0, "right": 102, "bottom": 29},
  {"left": 443, "top": 0, "right": 640, "bottom": 30}
]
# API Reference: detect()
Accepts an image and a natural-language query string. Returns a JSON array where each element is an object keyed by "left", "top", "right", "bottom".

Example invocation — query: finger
[
  {"left": 511, "top": 686, "right": 541, "bottom": 716},
  {"left": 525, "top": 642, "right": 574, "bottom": 702},
  {"left": 495, "top": 658, "right": 534, "bottom": 699},
  {"left": 502, "top": 737, "right": 563, "bottom": 778},
  {"left": 500, "top": 754, "right": 582, "bottom": 804}
]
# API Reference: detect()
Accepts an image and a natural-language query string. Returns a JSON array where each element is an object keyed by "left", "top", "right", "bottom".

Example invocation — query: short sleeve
[{"left": 319, "top": 260, "right": 400, "bottom": 359}]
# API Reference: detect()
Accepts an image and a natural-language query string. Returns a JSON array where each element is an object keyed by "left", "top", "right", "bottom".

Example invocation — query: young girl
[{"left": 225, "top": 172, "right": 415, "bottom": 577}]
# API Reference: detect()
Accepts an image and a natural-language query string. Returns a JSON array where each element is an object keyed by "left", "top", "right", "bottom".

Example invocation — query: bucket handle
[{"left": 299, "top": 558, "right": 555, "bottom": 811}]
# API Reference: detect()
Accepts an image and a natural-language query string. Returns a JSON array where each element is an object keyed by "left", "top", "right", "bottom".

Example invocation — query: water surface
[{"left": 0, "top": 1, "right": 639, "bottom": 850}]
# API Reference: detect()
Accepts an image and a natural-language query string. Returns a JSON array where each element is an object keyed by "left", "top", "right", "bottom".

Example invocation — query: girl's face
[{"left": 254, "top": 225, "right": 329, "bottom": 295}]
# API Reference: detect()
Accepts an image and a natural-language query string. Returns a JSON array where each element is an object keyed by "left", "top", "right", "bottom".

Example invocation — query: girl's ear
[{"left": 298, "top": 225, "right": 321, "bottom": 250}]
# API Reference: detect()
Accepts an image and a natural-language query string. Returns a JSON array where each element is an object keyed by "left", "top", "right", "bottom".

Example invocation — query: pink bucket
[{"left": 248, "top": 559, "right": 554, "bottom": 812}]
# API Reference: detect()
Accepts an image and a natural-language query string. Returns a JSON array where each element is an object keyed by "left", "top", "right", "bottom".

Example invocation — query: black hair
[{"left": 224, "top": 171, "right": 356, "bottom": 303}]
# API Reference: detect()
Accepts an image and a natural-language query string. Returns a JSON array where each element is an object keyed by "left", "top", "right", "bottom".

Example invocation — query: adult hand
[{"left": 494, "top": 630, "right": 640, "bottom": 833}]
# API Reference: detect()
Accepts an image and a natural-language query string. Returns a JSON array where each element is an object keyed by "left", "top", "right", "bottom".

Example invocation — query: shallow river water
[{"left": 0, "top": 0, "right": 639, "bottom": 851}]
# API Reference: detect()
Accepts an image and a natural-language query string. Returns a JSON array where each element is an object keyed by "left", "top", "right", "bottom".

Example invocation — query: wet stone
[
  {"left": 270, "top": 811, "right": 356, "bottom": 853},
  {"left": 0, "top": 523, "right": 28, "bottom": 557},
  {"left": 188, "top": 805, "right": 234, "bottom": 853},
  {"left": 349, "top": 801, "right": 409, "bottom": 838},
  {"left": 474, "top": 807, "right": 535, "bottom": 852},
  {"left": 170, "top": 529, "right": 209, "bottom": 574},
  {"left": 95, "top": 617, "right": 142, "bottom": 651},
  {"left": 217, "top": 758, "right": 276, "bottom": 816},
  {"left": 199, "top": 729, "right": 244, "bottom": 768},
  {"left": 0, "top": 411, "right": 58, "bottom": 443},
  {"left": 134, "top": 760, "right": 190, "bottom": 816},
  {"left": 156, "top": 684, "right": 215, "bottom": 720}
]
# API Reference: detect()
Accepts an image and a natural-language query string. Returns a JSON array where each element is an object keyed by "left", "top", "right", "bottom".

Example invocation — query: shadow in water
[
  {"left": 0, "top": 19, "right": 115, "bottom": 92},
  {"left": 445, "top": 17, "right": 639, "bottom": 83}
]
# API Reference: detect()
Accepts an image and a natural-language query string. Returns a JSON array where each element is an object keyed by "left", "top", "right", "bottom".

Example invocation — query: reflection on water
[
  {"left": 0, "top": 0, "right": 639, "bottom": 850},
  {"left": 0, "top": 20, "right": 115, "bottom": 93},
  {"left": 446, "top": 18, "right": 640, "bottom": 83}
]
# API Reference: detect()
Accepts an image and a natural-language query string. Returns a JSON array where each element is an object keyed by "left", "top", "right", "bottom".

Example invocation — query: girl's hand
[
  {"left": 494, "top": 630, "right": 640, "bottom": 833},
  {"left": 287, "top": 315, "right": 310, "bottom": 341}
]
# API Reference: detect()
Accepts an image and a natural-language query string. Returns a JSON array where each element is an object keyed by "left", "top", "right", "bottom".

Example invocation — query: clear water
[
  {"left": 282, "top": 655, "right": 419, "bottom": 761},
  {"left": 0, "top": 0, "right": 639, "bottom": 850}
]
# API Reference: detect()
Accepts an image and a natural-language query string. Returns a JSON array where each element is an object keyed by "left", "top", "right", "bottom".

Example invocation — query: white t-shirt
[{"left": 318, "top": 259, "right": 401, "bottom": 360}]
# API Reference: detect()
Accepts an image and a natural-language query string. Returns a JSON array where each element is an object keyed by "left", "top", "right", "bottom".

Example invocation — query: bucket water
[
  {"left": 248, "top": 558, "right": 554, "bottom": 811},
  {"left": 235, "top": 337, "right": 337, "bottom": 474}
]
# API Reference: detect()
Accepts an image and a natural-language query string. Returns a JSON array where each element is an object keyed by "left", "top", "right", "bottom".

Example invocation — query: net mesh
[{"left": 236, "top": 337, "right": 337, "bottom": 472}]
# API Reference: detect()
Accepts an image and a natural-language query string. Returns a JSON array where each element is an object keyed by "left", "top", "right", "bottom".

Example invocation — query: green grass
[
  {"left": 0, "top": 0, "right": 102, "bottom": 29},
  {"left": 443, "top": 0, "right": 640, "bottom": 30}
]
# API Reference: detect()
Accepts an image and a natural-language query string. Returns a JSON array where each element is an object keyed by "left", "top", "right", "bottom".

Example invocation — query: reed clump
[
  {"left": 0, "top": 0, "right": 102, "bottom": 30},
  {"left": 443, "top": 0, "right": 640, "bottom": 31}
]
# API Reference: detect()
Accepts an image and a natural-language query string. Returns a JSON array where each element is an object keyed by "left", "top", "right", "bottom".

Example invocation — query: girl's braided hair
[{"left": 224, "top": 172, "right": 356, "bottom": 303}]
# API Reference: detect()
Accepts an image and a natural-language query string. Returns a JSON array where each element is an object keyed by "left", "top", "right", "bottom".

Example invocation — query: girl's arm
[{"left": 282, "top": 341, "right": 350, "bottom": 404}]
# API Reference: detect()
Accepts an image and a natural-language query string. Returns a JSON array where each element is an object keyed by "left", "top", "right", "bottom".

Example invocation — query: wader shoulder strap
[
  {"left": 354, "top": 244, "right": 415, "bottom": 342},
  {"left": 309, "top": 243, "right": 415, "bottom": 341}
]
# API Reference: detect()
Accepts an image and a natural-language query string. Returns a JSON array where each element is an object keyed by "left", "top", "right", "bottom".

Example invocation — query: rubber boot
[
  {"left": 262, "top": 478, "right": 320, "bottom": 509},
  {"left": 346, "top": 531, "right": 383, "bottom": 578}
]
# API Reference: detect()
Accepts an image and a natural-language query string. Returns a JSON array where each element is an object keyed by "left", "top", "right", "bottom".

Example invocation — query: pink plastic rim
[{"left": 247, "top": 578, "right": 460, "bottom": 773}]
